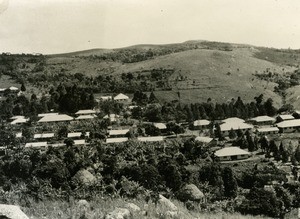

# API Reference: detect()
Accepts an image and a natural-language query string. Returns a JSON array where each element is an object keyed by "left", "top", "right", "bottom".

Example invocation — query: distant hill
[
  {"left": 47, "top": 48, "right": 113, "bottom": 57},
  {"left": 4, "top": 40, "right": 300, "bottom": 108}
]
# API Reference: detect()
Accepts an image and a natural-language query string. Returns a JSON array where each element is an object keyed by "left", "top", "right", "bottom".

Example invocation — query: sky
[{"left": 0, "top": 0, "right": 300, "bottom": 54}]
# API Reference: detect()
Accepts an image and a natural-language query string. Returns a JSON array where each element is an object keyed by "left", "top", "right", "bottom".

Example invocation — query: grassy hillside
[
  {"left": 115, "top": 47, "right": 294, "bottom": 106},
  {"left": 285, "top": 85, "right": 300, "bottom": 109},
  {"left": 2, "top": 40, "right": 300, "bottom": 107}
]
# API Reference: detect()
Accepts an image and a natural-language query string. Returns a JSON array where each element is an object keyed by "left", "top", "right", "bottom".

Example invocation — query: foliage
[
  {"left": 238, "top": 187, "right": 282, "bottom": 218},
  {"left": 222, "top": 167, "right": 237, "bottom": 198}
]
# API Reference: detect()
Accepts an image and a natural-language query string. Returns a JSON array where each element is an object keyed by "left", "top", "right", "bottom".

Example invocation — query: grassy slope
[
  {"left": 42, "top": 43, "right": 297, "bottom": 106},
  {"left": 286, "top": 85, "right": 300, "bottom": 109},
  {"left": 113, "top": 47, "right": 293, "bottom": 106}
]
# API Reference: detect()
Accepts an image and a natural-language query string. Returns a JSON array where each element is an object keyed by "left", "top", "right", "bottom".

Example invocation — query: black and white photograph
[{"left": 1, "top": 0, "right": 300, "bottom": 218}]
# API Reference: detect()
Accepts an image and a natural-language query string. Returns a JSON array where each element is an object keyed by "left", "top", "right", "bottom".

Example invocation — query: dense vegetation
[{"left": 0, "top": 134, "right": 299, "bottom": 218}]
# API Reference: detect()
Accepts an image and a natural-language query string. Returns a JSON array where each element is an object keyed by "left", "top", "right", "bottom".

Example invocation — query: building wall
[
  {"left": 218, "top": 156, "right": 231, "bottom": 161},
  {"left": 279, "top": 127, "right": 297, "bottom": 133},
  {"left": 252, "top": 121, "right": 274, "bottom": 126},
  {"left": 218, "top": 154, "right": 249, "bottom": 161},
  {"left": 237, "top": 154, "right": 249, "bottom": 160},
  {"left": 193, "top": 125, "right": 209, "bottom": 130},
  {"left": 258, "top": 130, "right": 279, "bottom": 135},
  {"left": 221, "top": 128, "right": 252, "bottom": 136}
]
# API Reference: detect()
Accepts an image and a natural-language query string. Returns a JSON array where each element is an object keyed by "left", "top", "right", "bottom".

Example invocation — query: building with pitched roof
[
  {"left": 75, "top": 109, "right": 96, "bottom": 115},
  {"left": 106, "top": 137, "right": 128, "bottom": 144},
  {"left": 74, "top": 139, "right": 87, "bottom": 145},
  {"left": 292, "top": 110, "right": 300, "bottom": 119},
  {"left": 25, "top": 142, "right": 48, "bottom": 148},
  {"left": 277, "top": 114, "right": 295, "bottom": 122},
  {"left": 99, "top": 96, "right": 112, "bottom": 101},
  {"left": 214, "top": 146, "right": 250, "bottom": 161},
  {"left": 222, "top": 117, "right": 245, "bottom": 124},
  {"left": 108, "top": 129, "right": 130, "bottom": 137},
  {"left": 38, "top": 113, "right": 59, "bottom": 117},
  {"left": 37, "top": 114, "right": 74, "bottom": 123},
  {"left": 193, "top": 119, "right": 210, "bottom": 130},
  {"left": 114, "top": 93, "right": 129, "bottom": 102},
  {"left": 219, "top": 117, "right": 253, "bottom": 136},
  {"left": 34, "top": 133, "right": 55, "bottom": 140},
  {"left": 75, "top": 115, "right": 96, "bottom": 120},
  {"left": 195, "top": 136, "right": 214, "bottom": 144},
  {"left": 153, "top": 123, "right": 167, "bottom": 130},
  {"left": 67, "top": 132, "right": 90, "bottom": 138},
  {"left": 249, "top": 116, "right": 275, "bottom": 126},
  {"left": 276, "top": 119, "right": 300, "bottom": 133},
  {"left": 256, "top": 127, "right": 279, "bottom": 135},
  {"left": 10, "top": 116, "right": 29, "bottom": 125},
  {"left": 138, "top": 136, "right": 164, "bottom": 142}
]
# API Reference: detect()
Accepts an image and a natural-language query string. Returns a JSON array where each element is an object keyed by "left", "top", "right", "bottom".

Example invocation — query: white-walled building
[
  {"left": 193, "top": 119, "right": 210, "bottom": 130},
  {"left": 276, "top": 119, "right": 300, "bottom": 133},
  {"left": 214, "top": 147, "right": 250, "bottom": 161},
  {"left": 114, "top": 93, "right": 129, "bottom": 102}
]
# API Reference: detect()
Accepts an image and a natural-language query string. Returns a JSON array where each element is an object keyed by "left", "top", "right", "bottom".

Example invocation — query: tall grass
[{"left": 18, "top": 195, "right": 271, "bottom": 219}]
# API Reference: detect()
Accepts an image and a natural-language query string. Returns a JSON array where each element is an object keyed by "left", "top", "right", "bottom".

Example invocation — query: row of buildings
[{"left": 192, "top": 112, "right": 300, "bottom": 136}]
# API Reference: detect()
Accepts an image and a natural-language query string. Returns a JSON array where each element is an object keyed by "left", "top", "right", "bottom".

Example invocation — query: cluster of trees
[
  {"left": 86, "top": 44, "right": 200, "bottom": 63},
  {"left": 227, "top": 129, "right": 258, "bottom": 152},
  {"left": 130, "top": 93, "right": 277, "bottom": 123},
  {"left": 255, "top": 68, "right": 300, "bottom": 95},
  {"left": 49, "top": 84, "right": 95, "bottom": 113},
  {"left": 0, "top": 83, "right": 95, "bottom": 120}
]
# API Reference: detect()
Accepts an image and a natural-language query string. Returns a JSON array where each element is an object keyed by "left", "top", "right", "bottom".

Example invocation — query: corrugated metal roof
[
  {"left": 257, "top": 127, "right": 279, "bottom": 133},
  {"left": 215, "top": 147, "right": 250, "bottom": 157},
  {"left": 278, "top": 114, "right": 294, "bottom": 120},
  {"left": 106, "top": 137, "right": 128, "bottom": 143},
  {"left": 250, "top": 116, "right": 275, "bottom": 123},
  {"left": 50, "top": 143, "right": 66, "bottom": 147},
  {"left": 67, "top": 132, "right": 90, "bottom": 138},
  {"left": 154, "top": 123, "right": 167, "bottom": 130},
  {"left": 138, "top": 136, "right": 164, "bottom": 142},
  {"left": 114, "top": 93, "right": 129, "bottom": 100},
  {"left": 25, "top": 142, "right": 47, "bottom": 148},
  {"left": 10, "top": 118, "right": 28, "bottom": 125},
  {"left": 10, "top": 115, "right": 25, "bottom": 120},
  {"left": 222, "top": 117, "right": 245, "bottom": 123},
  {"left": 75, "top": 115, "right": 96, "bottom": 120},
  {"left": 195, "top": 136, "right": 213, "bottom": 143},
  {"left": 38, "top": 113, "right": 59, "bottom": 117},
  {"left": 34, "top": 133, "right": 55, "bottom": 139},
  {"left": 75, "top": 109, "right": 96, "bottom": 115},
  {"left": 74, "top": 140, "right": 86, "bottom": 145},
  {"left": 38, "top": 114, "right": 73, "bottom": 123},
  {"left": 9, "top": 86, "right": 19, "bottom": 91},
  {"left": 109, "top": 129, "right": 130, "bottom": 136},
  {"left": 193, "top": 120, "right": 210, "bottom": 126},
  {"left": 100, "top": 96, "right": 112, "bottom": 100},
  {"left": 220, "top": 122, "right": 253, "bottom": 132},
  {"left": 277, "top": 119, "right": 300, "bottom": 128}
]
